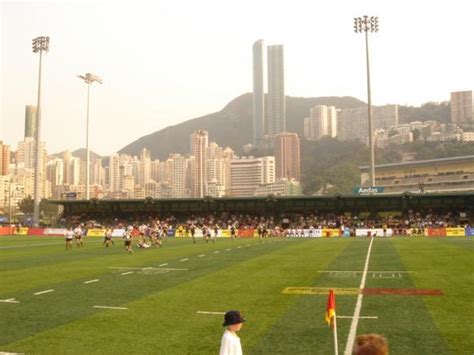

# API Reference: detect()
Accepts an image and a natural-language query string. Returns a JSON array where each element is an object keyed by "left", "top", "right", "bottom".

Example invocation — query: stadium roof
[{"left": 359, "top": 155, "right": 474, "bottom": 171}]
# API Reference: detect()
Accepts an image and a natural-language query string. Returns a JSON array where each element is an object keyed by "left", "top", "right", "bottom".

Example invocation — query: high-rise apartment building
[
  {"left": 267, "top": 45, "right": 286, "bottom": 137},
  {"left": 229, "top": 156, "right": 275, "bottom": 197},
  {"left": 0, "top": 141, "right": 10, "bottom": 175},
  {"left": 25, "top": 105, "right": 37, "bottom": 139},
  {"left": 190, "top": 130, "right": 208, "bottom": 197},
  {"left": 168, "top": 153, "right": 188, "bottom": 198},
  {"left": 274, "top": 132, "right": 300, "bottom": 181},
  {"left": 304, "top": 106, "right": 337, "bottom": 140},
  {"left": 253, "top": 39, "right": 265, "bottom": 148},
  {"left": 451, "top": 91, "right": 473, "bottom": 125},
  {"left": 337, "top": 105, "right": 399, "bottom": 142}
]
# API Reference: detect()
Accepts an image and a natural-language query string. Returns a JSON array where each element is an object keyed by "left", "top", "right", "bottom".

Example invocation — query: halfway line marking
[
  {"left": 93, "top": 306, "right": 127, "bottom": 310},
  {"left": 34, "top": 289, "right": 54, "bottom": 296},
  {"left": 344, "top": 237, "right": 375, "bottom": 355},
  {"left": 84, "top": 279, "right": 99, "bottom": 284}
]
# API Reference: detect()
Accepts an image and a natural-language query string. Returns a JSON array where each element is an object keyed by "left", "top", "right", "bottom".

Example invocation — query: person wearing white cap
[{"left": 220, "top": 310, "right": 245, "bottom": 355}]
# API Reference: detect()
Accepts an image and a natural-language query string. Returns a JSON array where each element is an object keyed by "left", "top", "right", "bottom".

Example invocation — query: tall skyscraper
[
  {"left": 451, "top": 91, "right": 473, "bottom": 125},
  {"left": 0, "top": 141, "right": 10, "bottom": 175},
  {"left": 274, "top": 132, "right": 300, "bottom": 181},
  {"left": 25, "top": 105, "right": 37, "bottom": 139},
  {"left": 267, "top": 45, "right": 286, "bottom": 137},
  {"left": 253, "top": 40, "right": 265, "bottom": 148},
  {"left": 190, "top": 130, "right": 208, "bottom": 198}
]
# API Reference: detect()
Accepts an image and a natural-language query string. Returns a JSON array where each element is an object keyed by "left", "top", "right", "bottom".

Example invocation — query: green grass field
[{"left": 1, "top": 235, "right": 473, "bottom": 354}]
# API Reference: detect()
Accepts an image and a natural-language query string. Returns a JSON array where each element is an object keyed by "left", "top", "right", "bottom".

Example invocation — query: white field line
[
  {"left": 159, "top": 263, "right": 168, "bottom": 266},
  {"left": 225, "top": 248, "right": 231, "bottom": 251},
  {"left": 0, "top": 351, "right": 24, "bottom": 354},
  {"left": 237, "top": 246, "right": 242, "bottom": 249},
  {"left": 84, "top": 279, "right": 99, "bottom": 284},
  {"left": 213, "top": 251, "right": 220, "bottom": 254},
  {"left": 34, "top": 289, "right": 54, "bottom": 296},
  {"left": 93, "top": 305, "right": 127, "bottom": 310},
  {"left": 318, "top": 271, "right": 412, "bottom": 273},
  {"left": 198, "top": 254, "right": 206, "bottom": 257},
  {"left": 180, "top": 258, "right": 189, "bottom": 262},
  {"left": 109, "top": 266, "right": 187, "bottom": 271},
  {"left": 0, "top": 298, "right": 20, "bottom": 304},
  {"left": 197, "top": 311, "right": 225, "bottom": 315},
  {"left": 121, "top": 271, "right": 134, "bottom": 275},
  {"left": 343, "top": 237, "right": 375, "bottom": 355},
  {"left": 337, "top": 315, "right": 378, "bottom": 319},
  {"left": 246, "top": 244, "right": 251, "bottom": 246}
]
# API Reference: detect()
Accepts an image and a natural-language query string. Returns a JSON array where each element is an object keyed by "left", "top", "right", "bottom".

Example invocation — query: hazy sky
[{"left": 1, "top": 0, "right": 473, "bottom": 156}]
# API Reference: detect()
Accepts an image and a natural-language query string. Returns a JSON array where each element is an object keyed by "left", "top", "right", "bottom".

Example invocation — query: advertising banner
[
  {"left": 0, "top": 226, "right": 12, "bottom": 235},
  {"left": 111, "top": 229, "right": 125, "bottom": 237},
  {"left": 343, "top": 228, "right": 351, "bottom": 237},
  {"left": 27, "top": 228, "right": 45, "bottom": 236},
  {"left": 86, "top": 228, "right": 106, "bottom": 237},
  {"left": 174, "top": 228, "right": 188, "bottom": 237},
  {"left": 13, "top": 227, "right": 29, "bottom": 235},
  {"left": 446, "top": 228, "right": 465, "bottom": 237},
  {"left": 355, "top": 228, "right": 392, "bottom": 237},
  {"left": 427, "top": 228, "right": 446, "bottom": 237},
  {"left": 44, "top": 228, "right": 67, "bottom": 236},
  {"left": 465, "top": 228, "right": 474, "bottom": 237},
  {"left": 286, "top": 229, "right": 323, "bottom": 237},
  {"left": 238, "top": 229, "right": 254, "bottom": 238},
  {"left": 221, "top": 229, "right": 231, "bottom": 238},
  {"left": 322, "top": 229, "right": 340, "bottom": 237}
]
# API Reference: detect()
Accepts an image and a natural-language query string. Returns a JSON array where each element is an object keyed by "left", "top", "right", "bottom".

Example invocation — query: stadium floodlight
[
  {"left": 354, "top": 16, "right": 379, "bottom": 188},
  {"left": 32, "top": 36, "right": 50, "bottom": 227},
  {"left": 77, "top": 73, "right": 103, "bottom": 200}
]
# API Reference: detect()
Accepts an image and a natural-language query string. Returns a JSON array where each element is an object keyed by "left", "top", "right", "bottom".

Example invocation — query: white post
[{"left": 333, "top": 312, "right": 339, "bottom": 355}]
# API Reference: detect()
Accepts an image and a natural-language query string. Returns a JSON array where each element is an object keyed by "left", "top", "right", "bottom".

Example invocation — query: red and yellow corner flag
[{"left": 325, "top": 289, "right": 336, "bottom": 326}]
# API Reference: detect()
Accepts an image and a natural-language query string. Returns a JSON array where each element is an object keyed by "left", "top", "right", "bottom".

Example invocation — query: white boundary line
[
  {"left": 318, "top": 270, "right": 412, "bottom": 273},
  {"left": 34, "top": 289, "right": 54, "bottom": 296},
  {"left": 93, "top": 305, "right": 127, "bottom": 310},
  {"left": 159, "top": 263, "right": 168, "bottom": 267},
  {"left": 343, "top": 237, "right": 375, "bottom": 355},
  {"left": 0, "top": 298, "right": 20, "bottom": 304},
  {"left": 84, "top": 279, "right": 99, "bottom": 284},
  {"left": 225, "top": 248, "right": 231, "bottom": 251},
  {"left": 197, "top": 311, "right": 225, "bottom": 315},
  {"left": 198, "top": 254, "right": 206, "bottom": 257},
  {"left": 180, "top": 258, "right": 189, "bottom": 262},
  {"left": 121, "top": 271, "right": 134, "bottom": 275},
  {"left": 213, "top": 251, "right": 220, "bottom": 254}
]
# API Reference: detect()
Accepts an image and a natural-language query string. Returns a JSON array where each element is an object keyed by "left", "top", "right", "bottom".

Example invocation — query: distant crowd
[{"left": 59, "top": 209, "right": 471, "bottom": 237}]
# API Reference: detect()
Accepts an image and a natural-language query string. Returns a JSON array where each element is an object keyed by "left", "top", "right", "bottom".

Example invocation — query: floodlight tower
[
  {"left": 77, "top": 73, "right": 102, "bottom": 200},
  {"left": 32, "top": 36, "right": 50, "bottom": 226},
  {"left": 354, "top": 16, "right": 379, "bottom": 187}
]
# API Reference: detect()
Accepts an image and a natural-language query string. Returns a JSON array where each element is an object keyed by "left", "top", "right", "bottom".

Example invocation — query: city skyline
[{"left": 1, "top": 0, "right": 473, "bottom": 155}]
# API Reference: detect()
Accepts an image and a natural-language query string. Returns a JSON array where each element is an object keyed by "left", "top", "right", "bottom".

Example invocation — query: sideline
[{"left": 343, "top": 237, "right": 375, "bottom": 355}]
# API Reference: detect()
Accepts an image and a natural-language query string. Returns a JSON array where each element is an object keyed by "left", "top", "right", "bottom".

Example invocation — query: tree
[{"left": 18, "top": 195, "right": 34, "bottom": 214}]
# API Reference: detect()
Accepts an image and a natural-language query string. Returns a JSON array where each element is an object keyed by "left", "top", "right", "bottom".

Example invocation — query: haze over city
[{"left": 1, "top": 0, "right": 473, "bottom": 155}]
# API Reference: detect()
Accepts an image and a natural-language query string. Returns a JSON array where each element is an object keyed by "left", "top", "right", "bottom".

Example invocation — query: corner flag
[
  {"left": 325, "top": 289, "right": 336, "bottom": 326},
  {"left": 325, "top": 289, "right": 338, "bottom": 354}
]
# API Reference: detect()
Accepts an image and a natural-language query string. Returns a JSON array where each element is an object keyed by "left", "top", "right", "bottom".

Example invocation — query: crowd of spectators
[{"left": 59, "top": 209, "right": 471, "bottom": 235}]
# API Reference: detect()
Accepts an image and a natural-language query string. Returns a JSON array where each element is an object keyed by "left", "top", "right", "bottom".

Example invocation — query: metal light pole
[
  {"left": 354, "top": 16, "right": 379, "bottom": 187},
  {"left": 32, "top": 36, "right": 50, "bottom": 226},
  {"left": 77, "top": 73, "right": 102, "bottom": 200}
]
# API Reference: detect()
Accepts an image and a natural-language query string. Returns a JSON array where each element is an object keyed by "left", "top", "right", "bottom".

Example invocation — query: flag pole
[{"left": 333, "top": 311, "right": 339, "bottom": 355}]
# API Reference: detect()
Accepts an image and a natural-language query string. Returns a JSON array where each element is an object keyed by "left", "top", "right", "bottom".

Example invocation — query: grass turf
[{"left": 0, "top": 235, "right": 472, "bottom": 354}]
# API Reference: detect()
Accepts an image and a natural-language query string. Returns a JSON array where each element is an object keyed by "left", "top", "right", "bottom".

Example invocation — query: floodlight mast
[
  {"left": 354, "top": 16, "right": 379, "bottom": 188},
  {"left": 77, "top": 73, "right": 102, "bottom": 200},
  {"left": 32, "top": 36, "right": 50, "bottom": 227}
]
